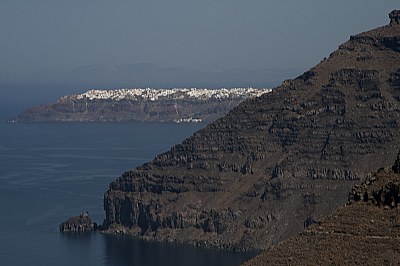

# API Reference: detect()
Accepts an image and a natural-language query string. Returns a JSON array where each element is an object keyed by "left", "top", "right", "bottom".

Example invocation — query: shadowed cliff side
[
  {"left": 244, "top": 148, "right": 400, "bottom": 265},
  {"left": 103, "top": 11, "right": 400, "bottom": 251}
]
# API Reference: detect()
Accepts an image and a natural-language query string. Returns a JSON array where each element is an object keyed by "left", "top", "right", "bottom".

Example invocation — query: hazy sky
[{"left": 1, "top": 0, "right": 399, "bottom": 75}]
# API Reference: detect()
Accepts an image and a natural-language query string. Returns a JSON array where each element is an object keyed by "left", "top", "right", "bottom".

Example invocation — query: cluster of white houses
[{"left": 72, "top": 87, "right": 271, "bottom": 102}]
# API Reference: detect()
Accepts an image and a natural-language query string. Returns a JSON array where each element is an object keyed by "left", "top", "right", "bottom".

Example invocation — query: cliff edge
[{"left": 103, "top": 11, "right": 400, "bottom": 251}]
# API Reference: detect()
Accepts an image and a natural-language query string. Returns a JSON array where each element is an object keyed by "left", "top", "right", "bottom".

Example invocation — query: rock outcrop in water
[
  {"left": 245, "top": 151, "right": 400, "bottom": 265},
  {"left": 59, "top": 212, "right": 97, "bottom": 232},
  {"left": 103, "top": 11, "right": 400, "bottom": 251}
]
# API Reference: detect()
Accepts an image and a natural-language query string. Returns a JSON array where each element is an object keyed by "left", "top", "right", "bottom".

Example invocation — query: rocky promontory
[
  {"left": 102, "top": 10, "right": 400, "bottom": 251},
  {"left": 13, "top": 87, "right": 269, "bottom": 123}
]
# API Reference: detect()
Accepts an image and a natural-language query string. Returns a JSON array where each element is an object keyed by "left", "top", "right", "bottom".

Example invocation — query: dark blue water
[{"left": 0, "top": 120, "right": 256, "bottom": 266}]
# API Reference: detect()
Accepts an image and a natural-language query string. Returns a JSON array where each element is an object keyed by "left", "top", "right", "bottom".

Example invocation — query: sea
[{"left": 0, "top": 107, "right": 257, "bottom": 265}]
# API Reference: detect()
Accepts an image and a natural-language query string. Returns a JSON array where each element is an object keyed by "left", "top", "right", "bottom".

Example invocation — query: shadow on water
[
  {"left": 102, "top": 234, "right": 258, "bottom": 266},
  {"left": 60, "top": 231, "right": 94, "bottom": 243},
  {"left": 59, "top": 232, "right": 104, "bottom": 265},
  {"left": 59, "top": 232, "right": 257, "bottom": 266}
]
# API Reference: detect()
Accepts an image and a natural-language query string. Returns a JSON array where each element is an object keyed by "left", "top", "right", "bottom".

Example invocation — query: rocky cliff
[
  {"left": 13, "top": 88, "right": 268, "bottom": 123},
  {"left": 244, "top": 150, "right": 400, "bottom": 265},
  {"left": 103, "top": 11, "right": 400, "bottom": 251}
]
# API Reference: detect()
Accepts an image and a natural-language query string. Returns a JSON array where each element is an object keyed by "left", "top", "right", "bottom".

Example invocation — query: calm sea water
[{"left": 0, "top": 119, "right": 256, "bottom": 266}]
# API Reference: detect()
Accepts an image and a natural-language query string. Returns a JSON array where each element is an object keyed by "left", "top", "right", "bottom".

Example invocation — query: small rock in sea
[{"left": 59, "top": 212, "right": 97, "bottom": 232}]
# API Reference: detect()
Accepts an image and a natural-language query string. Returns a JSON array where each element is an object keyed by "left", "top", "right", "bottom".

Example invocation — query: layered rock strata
[
  {"left": 245, "top": 153, "right": 400, "bottom": 265},
  {"left": 103, "top": 11, "right": 400, "bottom": 251}
]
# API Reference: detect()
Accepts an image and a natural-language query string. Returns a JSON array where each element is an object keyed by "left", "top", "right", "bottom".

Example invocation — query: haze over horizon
[
  {"left": 1, "top": 1, "right": 399, "bottom": 113},
  {"left": 1, "top": 1, "right": 398, "bottom": 75}
]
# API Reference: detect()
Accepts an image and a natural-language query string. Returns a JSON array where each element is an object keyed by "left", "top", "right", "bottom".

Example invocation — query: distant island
[{"left": 11, "top": 87, "right": 271, "bottom": 123}]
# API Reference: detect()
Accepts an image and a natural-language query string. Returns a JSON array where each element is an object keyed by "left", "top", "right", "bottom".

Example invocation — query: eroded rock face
[
  {"left": 244, "top": 156, "right": 400, "bottom": 265},
  {"left": 59, "top": 212, "right": 97, "bottom": 232},
  {"left": 390, "top": 10, "right": 400, "bottom": 25},
  {"left": 350, "top": 155, "right": 400, "bottom": 208},
  {"left": 103, "top": 11, "right": 400, "bottom": 251},
  {"left": 392, "top": 151, "right": 400, "bottom": 173}
]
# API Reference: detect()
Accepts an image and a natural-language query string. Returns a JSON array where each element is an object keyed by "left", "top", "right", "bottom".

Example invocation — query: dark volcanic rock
[
  {"left": 59, "top": 212, "right": 97, "bottom": 232},
  {"left": 350, "top": 162, "right": 400, "bottom": 208},
  {"left": 392, "top": 151, "right": 400, "bottom": 173},
  {"left": 103, "top": 11, "right": 400, "bottom": 251},
  {"left": 390, "top": 10, "right": 400, "bottom": 25},
  {"left": 244, "top": 152, "right": 400, "bottom": 265}
]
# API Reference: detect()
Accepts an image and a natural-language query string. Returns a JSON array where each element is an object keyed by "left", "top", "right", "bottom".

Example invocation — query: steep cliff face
[{"left": 103, "top": 11, "right": 400, "bottom": 251}]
